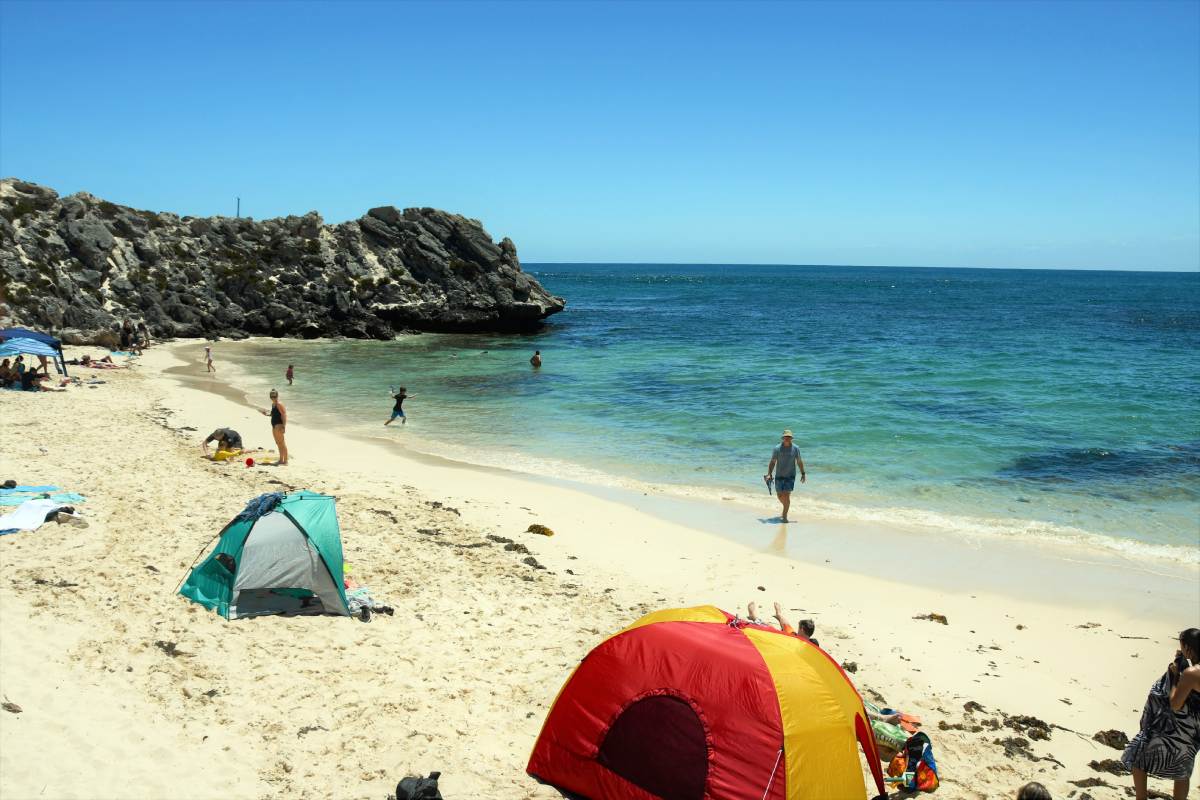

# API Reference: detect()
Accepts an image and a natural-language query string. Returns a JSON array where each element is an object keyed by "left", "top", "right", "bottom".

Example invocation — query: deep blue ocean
[{"left": 222, "top": 265, "right": 1200, "bottom": 561}]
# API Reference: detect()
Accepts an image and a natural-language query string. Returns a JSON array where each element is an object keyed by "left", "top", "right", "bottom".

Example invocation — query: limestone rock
[{"left": 0, "top": 178, "right": 565, "bottom": 341}]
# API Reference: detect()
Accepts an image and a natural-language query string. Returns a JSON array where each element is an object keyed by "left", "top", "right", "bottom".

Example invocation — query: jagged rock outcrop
[{"left": 0, "top": 179, "right": 564, "bottom": 342}]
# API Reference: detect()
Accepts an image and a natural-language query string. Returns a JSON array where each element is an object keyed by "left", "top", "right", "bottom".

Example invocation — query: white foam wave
[{"left": 395, "top": 431, "right": 1200, "bottom": 567}]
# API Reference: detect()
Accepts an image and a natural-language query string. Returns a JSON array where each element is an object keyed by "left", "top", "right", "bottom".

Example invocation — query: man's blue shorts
[
  {"left": 391, "top": 409, "right": 405, "bottom": 419},
  {"left": 775, "top": 475, "right": 796, "bottom": 493}
]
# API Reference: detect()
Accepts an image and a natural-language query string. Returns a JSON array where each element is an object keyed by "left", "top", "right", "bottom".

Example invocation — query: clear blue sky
[{"left": 2, "top": 1, "right": 1197, "bottom": 269}]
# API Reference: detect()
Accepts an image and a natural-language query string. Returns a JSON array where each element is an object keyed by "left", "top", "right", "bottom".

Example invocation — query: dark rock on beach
[
  {"left": 0, "top": 178, "right": 564, "bottom": 341},
  {"left": 1088, "top": 758, "right": 1130, "bottom": 775},
  {"left": 1093, "top": 729, "right": 1129, "bottom": 750}
]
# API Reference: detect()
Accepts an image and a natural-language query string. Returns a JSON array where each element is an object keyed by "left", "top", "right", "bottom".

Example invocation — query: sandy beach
[{"left": 1, "top": 340, "right": 1196, "bottom": 800}]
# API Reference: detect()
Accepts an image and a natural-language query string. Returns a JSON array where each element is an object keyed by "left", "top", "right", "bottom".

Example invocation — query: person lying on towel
[{"left": 202, "top": 428, "right": 243, "bottom": 457}]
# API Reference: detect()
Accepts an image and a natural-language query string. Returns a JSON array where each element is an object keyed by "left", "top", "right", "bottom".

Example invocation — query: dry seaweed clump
[{"left": 526, "top": 524, "right": 554, "bottom": 537}]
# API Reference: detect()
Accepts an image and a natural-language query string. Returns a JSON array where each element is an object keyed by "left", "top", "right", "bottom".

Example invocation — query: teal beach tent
[{"left": 179, "top": 491, "right": 350, "bottom": 619}]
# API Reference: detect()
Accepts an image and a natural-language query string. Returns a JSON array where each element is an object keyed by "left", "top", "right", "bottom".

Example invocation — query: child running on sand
[{"left": 385, "top": 387, "right": 410, "bottom": 426}]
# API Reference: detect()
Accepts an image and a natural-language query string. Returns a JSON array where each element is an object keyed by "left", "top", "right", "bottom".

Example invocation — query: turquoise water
[{"left": 220, "top": 265, "right": 1200, "bottom": 561}]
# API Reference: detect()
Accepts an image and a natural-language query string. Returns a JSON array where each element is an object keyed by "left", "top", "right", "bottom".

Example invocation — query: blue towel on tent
[
  {"left": 0, "top": 492, "right": 86, "bottom": 506},
  {"left": 0, "top": 486, "right": 59, "bottom": 495},
  {"left": 234, "top": 492, "right": 285, "bottom": 522}
]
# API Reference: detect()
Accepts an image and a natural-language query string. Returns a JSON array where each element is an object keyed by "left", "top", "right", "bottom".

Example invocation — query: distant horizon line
[{"left": 523, "top": 261, "right": 1200, "bottom": 274}]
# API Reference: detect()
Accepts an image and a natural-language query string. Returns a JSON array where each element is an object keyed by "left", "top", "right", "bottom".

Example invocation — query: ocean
[{"left": 216, "top": 264, "right": 1200, "bottom": 563}]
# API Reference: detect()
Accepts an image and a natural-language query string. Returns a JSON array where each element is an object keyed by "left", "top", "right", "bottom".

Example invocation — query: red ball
[{"left": 245, "top": 458, "right": 255, "bottom": 467}]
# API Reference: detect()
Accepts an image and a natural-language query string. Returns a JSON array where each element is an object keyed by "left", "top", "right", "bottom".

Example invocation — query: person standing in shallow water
[
  {"left": 765, "top": 429, "right": 806, "bottom": 523},
  {"left": 286, "top": 364, "right": 294, "bottom": 385},
  {"left": 204, "top": 345, "right": 215, "bottom": 373},
  {"left": 261, "top": 389, "right": 288, "bottom": 465},
  {"left": 530, "top": 350, "right": 542, "bottom": 368}
]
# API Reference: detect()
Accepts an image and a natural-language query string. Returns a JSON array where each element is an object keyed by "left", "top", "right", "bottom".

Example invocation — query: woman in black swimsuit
[{"left": 260, "top": 389, "right": 288, "bottom": 465}]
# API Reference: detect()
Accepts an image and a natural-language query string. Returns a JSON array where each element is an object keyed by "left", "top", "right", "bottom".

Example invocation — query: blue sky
[{"left": 1, "top": 1, "right": 1197, "bottom": 269}]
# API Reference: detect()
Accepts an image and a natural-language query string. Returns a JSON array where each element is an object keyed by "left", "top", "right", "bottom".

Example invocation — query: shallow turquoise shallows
[{"left": 222, "top": 264, "right": 1200, "bottom": 561}]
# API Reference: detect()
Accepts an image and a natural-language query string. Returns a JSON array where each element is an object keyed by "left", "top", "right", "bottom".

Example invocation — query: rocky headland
[{"left": 0, "top": 179, "right": 564, "bottom": 342}]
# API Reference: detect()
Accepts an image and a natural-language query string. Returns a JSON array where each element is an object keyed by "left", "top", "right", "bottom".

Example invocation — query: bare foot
[
  {"left": 747, "top": 601, "right": 758, "bottom": 620},
  {"left": 773, "top": 602, "right": 783, "bottom": 620}
]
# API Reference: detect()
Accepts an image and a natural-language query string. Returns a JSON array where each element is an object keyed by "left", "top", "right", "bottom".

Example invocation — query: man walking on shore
[{"left": 765, "top": 429, "right": 806, "bottom": 522}]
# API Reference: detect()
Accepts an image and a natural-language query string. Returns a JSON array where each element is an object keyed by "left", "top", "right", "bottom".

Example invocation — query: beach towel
[
  {"left": 233, "top": 492, "right": 285, "bottom": 523},
  {"left": 0, "top": 485, "right": 59, "bottom": 494},
  {"left": 345, "top": 586, "right": 395, "bottom": 620},
  {"left": 865, "top": 702, "right": 909, "bottom": 759},
  {"left": 0, "top": 499, "right": 68, "bottom": 535},
  {"left": 0, "top": 492, "right": 86, "bottom": 506}
]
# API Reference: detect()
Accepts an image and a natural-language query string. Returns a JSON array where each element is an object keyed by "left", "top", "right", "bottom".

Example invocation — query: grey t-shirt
[
  {"left": 772, "top": 443, "right": 802, "bottom": 477},
  {"left": 207, "top": 428, "right": 243, "bottom": 449}
]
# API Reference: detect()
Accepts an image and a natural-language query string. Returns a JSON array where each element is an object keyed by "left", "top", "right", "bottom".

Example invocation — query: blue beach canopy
[
  {"left": 0, "top": 337, "right": 59, "bottom": 358},
  {"left": 0, "top": 328, "right": 68, "bottom": 376},
  {"left": 0, "top": 327, "right": 61, "bottom": 348}
]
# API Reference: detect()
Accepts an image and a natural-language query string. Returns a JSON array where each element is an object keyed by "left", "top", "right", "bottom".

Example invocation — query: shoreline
[
  {"left": 162, "top": 338, "right": 1199, "bottom": 617},
  {"left": 1, "top": 341, "right": 1194, "bottom": 799},
  {"left": 190, "top": 335, "right": 1200, "bottom": 566}
]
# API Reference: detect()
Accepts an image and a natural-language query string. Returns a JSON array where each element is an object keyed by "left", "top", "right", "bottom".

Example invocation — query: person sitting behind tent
[
  {"left": 765, "top": 600, "right": 819, "bottom": 648},
  {"left": 747, "top": 600, "right": 902, "bottom": 722},
  {"left": 745, "top": 600, "right": 822, "bottom": 648},
  {"left": 202, "top": 428, "right": 244, "bottom": 457}
]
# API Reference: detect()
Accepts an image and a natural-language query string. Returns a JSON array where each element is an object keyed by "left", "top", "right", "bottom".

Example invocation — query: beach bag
[
  {"left": 394, "top": 772, "right": 442, "bottom": 800},
  {"left": 887, "top": 732, "right": 939, "bottom": 792}
]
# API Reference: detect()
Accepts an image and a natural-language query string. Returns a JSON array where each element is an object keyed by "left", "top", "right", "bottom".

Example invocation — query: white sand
[{"left": 1, "top": 341, "right": 1195, "bottom": 800}]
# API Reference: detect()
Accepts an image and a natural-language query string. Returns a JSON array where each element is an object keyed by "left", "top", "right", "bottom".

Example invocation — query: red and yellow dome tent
[{"left": 528, "top": 606, "right": 888, "bottom": 800}]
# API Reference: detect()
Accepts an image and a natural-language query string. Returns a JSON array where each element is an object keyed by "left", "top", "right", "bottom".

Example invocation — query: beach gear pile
[
  {"left": 393, "top": 771, "right": 443, "bottom": 800},
  {"left": 886, "top": 731, "right": 940, "bottom": 792},
  {"left": 527, "top": 605, "right": 889, "bottom": 799},
  {"left": 178, "top": 491, "right": 351, "bottom": 619}
]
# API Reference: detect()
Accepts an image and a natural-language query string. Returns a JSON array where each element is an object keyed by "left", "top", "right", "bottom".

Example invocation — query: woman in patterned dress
[{"left": 1123, "top": 628, "right": 1200, "bottom": 800}]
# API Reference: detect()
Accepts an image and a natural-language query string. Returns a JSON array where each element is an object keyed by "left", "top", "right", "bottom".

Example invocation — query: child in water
[
  {"left": 286, "top": 364, "right": 294, "bottom": 385},
  {"left": 385, "top": 386, "right": 410, "bottom": 426}
]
